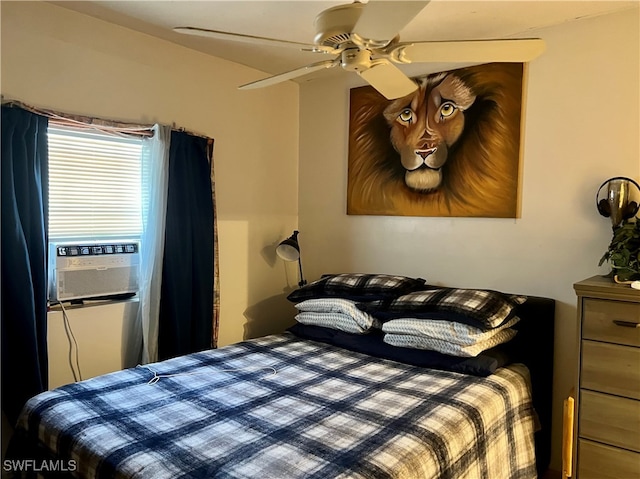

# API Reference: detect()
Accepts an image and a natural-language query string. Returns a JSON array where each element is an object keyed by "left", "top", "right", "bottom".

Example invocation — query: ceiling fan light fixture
[{"left": 341, "top": 49, "right": 372, "bottom": 72}]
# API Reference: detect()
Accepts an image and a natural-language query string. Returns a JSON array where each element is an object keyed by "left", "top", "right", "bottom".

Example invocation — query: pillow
[
  {"left": 287, "top": 273, "right": 426, "bottom": 303},
  {"left": 295, "top": 298, "right": 378, "bottom": 330},
  {"left": 287, "top": 323, "right": 511, "bottom": 377},
  {"left": 381, "top": 315, "right": 520, "bottom": 346},
  {"left": 359, "top": 288, "right": 527, "bottom": 330},
  {"left": 383, "top": 328, "right": 517, "bottom": 358},
  {"left": 295, "top": 312, "right": 373, "bottom": 334}
]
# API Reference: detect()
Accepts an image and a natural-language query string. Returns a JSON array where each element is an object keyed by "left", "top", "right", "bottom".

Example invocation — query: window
[{"left": 47, "top": 126, "right": 144, "bottom": 242}]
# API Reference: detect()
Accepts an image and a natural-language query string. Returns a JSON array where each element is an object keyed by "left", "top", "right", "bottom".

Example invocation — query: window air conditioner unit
[{"left": 48, "top": 242, "right": 140, "bottom": 302}]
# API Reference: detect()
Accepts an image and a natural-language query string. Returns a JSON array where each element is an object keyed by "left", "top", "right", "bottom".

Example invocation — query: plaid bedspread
[{"left": 12, "top": 333, "right": 537, "bottom": 479}]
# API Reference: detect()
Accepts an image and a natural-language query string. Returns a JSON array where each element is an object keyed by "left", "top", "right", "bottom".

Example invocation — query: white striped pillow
[
  {"left": 295, "top": 298, "right": 378, "bottom": 330},
  {"left": 381, "top": 316, "right": 520, "bottom": 346},
  {"left": 383, "top": 328, "right": 517, "bottom": 357},
  {"left": 295, "top": 312, "right": 370, "bottom": 334}
]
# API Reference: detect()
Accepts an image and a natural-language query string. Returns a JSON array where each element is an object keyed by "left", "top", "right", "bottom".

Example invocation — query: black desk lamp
[{"left": 276, "top": 230, "right": 307, "bottom": 288}]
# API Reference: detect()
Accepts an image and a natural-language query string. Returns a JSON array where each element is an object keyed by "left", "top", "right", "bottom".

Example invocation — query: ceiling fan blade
[
  {"left": 353, "top": 1, "right": 430, "bottom": 44},
  {"left": 239, "top": 59, "right": 339, "bottom": 90},
  {"left": 390, "top": 38, "right": 546, "bottom": 63},
  {"left": 173, "top": 27, "right": 336, "bottom": 54},
  {"left": 358, "top": 61, "right": 418, "bottom": 100}
]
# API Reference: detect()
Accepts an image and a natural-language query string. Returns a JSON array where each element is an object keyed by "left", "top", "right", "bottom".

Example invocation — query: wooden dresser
[{"left": 573, "top": 276, "right": 640, "bottom": 479}]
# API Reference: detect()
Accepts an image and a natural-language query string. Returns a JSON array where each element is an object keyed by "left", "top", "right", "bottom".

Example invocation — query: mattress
[{"left": 10, "top": 333, "right": 538, "bottom": 479}]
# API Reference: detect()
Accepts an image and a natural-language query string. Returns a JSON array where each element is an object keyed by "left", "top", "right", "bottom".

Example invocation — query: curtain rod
[
  {"left": 170, "top": 122, "right": 215, "bottom": 143},
  {"left": 1, "top": 97, "right": 214, "bottom": 142},
  {"left": 2, "top": 97, "right": 154, "bottom": 138}
]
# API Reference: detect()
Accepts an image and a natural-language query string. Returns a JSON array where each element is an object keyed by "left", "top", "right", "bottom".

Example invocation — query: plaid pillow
[
  {"left": 287, "top": 273, "right": 426, "bottom": 303},
  {"left": 359, "top": 288, "right": 527, "bottom": 330}
]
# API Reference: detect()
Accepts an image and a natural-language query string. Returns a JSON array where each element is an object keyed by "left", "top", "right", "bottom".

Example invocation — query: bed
[{"left": 7, "top": 275, "right": 555, "bottom": 479}]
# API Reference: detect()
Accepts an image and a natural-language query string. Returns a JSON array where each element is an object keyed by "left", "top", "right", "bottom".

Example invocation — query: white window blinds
[{"left": 48, "top": 126, "right": 144, "bottom": 241}]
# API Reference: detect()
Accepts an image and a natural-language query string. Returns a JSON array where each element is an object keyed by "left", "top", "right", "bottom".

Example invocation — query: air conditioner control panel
[{"left": 56, "top": 243, "right": 138, "bottom": 257}]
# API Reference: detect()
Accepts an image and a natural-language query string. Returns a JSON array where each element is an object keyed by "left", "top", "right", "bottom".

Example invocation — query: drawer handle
[{"left": 613, "top": 319, "right": 640, "bottom": 328}]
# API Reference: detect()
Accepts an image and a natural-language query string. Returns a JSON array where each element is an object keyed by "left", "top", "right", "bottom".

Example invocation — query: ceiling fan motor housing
[{"left": 313, "top": 2, "right": 364, "bottom": 48}]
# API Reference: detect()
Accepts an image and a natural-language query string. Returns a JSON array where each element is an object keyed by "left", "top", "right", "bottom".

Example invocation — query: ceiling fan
[{"left": 174, "top": 0, "right": 545, "bottom": 100}]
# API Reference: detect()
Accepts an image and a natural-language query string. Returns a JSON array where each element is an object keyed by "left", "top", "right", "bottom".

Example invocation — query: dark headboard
[{"left": 504, "top": 296, "right": 556, "bottom": 475}]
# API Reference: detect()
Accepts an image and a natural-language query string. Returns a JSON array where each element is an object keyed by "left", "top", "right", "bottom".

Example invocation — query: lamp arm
[{"left": 297, "top": 257, "right": 307, "bottom": 287}]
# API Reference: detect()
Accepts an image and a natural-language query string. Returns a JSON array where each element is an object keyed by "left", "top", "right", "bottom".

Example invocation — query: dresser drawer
[
  {"left": 579, "top": 390, "right": 640, "bottom": 452},
  {"left": 581, "top": 340, "right": 640, "bottom": 399},
  {"left": 578, "top": 439, "right": 640, "bottom": 479},
  {"left": 583, "top": 298, "right": 640, "bottom": 347}
]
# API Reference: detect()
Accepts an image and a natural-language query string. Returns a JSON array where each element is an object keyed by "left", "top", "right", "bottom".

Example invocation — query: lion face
[{"left": 383, "top": 73, "right": 476, "bottom": 192}]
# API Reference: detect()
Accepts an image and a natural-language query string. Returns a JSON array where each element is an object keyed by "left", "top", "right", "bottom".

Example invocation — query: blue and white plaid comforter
[{"left": 14, "top": 333, "right": 537, "bottom": 479}]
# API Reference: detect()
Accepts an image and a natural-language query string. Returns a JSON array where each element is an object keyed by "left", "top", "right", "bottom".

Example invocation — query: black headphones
[{"left": 596, "top": 176, "right": 640, "bottom": 221}]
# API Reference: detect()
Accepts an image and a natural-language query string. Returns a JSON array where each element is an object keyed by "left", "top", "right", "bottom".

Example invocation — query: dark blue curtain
[
  {"left": 158, "top": 131, "right": 214, "bottom": 360},
  {"left": 1, "top": 106, "right": 49, "bottom": 425}
]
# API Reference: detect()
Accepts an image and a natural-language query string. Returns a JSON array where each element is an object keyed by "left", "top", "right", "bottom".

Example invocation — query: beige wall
[
  {"left": 298, "top": 7, "right": 639, "bottom": 471},
  {"left": 47, "top": 300, "right": 140, "bottom": 389},
  {"left": 1, "top": 1, "right": 300, "bottom": 350}
]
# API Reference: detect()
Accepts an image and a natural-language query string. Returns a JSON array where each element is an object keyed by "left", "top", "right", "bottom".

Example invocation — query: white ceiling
[{"left": 51, "top": 0, "right": 637, "bottom": 84}]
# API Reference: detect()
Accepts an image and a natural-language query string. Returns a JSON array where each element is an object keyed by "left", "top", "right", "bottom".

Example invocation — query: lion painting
[{"left": 347, "top": 62, "right": 524, "bottom": 217}]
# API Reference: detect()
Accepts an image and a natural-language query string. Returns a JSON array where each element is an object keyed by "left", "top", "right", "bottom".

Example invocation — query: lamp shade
[
  {"left": 276, "top": 230, "right": 307, "bottom": 287},
  {"left": 276, "top": 230, "right": 301, "bottom": 262}
]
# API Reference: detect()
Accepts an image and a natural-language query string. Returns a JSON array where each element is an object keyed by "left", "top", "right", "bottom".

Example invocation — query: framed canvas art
[{"left": 347, "top": 62, "right": 525, "bottom": 218}]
